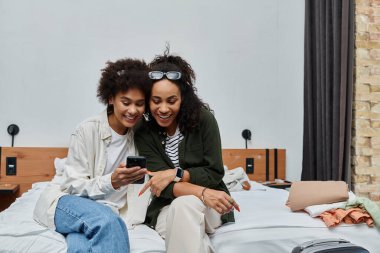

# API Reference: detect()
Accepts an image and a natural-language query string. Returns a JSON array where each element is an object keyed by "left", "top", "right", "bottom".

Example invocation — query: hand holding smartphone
[{"left": 126, "top": 156, "right": 146, "bottom": 184}]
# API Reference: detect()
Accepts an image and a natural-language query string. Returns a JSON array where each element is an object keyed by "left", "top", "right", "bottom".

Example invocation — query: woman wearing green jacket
[{"left": 135, "top": 48, "right": 239, "bottom": 253}]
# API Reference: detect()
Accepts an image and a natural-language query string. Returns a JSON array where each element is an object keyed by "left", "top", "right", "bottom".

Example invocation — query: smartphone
[{"left": 126, "top": 156, "right": 146, "bottom": 184}]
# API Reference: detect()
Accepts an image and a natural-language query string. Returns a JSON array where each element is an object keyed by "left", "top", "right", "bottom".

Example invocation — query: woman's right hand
[
  {"left": 111, "top": 162, "right": 147, "bottom": 189},
  {"left": 138, "top": 169, "right": 178, "bottom": 197},
  {"left": 202, "top": 188, "right": 240, "bottom": 214}
]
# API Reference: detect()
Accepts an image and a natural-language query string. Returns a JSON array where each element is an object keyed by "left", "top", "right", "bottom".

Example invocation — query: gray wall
[{"left": 0, "top": 0, "right": 304, "bottom": 181}]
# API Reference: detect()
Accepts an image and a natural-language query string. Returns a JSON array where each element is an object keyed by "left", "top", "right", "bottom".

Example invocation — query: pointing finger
[
  {"left": 232, "top": 201, "right": 240, "bottom": 212},
  {"left": 138, "top": 180, "right": 152, "bottom": 197}
]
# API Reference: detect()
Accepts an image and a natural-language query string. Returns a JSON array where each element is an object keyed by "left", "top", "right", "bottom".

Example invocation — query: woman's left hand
[
  {"left": 139, "top": 169, "right": 175, "bottom": 197},
  {"left": 202, "top": 188, "right": 240, "bottom": 214}
]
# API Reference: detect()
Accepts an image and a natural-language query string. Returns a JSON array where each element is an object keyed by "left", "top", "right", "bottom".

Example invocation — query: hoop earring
[{"left": 143, "top": 113, "right": 150, "bottom": 122}]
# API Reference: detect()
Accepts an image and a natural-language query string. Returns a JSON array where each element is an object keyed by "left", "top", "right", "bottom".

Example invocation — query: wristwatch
[{"left": 173, "top": 167, "right": 184, "bottom": 182}]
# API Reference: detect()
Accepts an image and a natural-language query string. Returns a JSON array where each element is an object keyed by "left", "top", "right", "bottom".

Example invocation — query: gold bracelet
[{"left": 201, "top": 187, "right": 208, "bottom": 204}]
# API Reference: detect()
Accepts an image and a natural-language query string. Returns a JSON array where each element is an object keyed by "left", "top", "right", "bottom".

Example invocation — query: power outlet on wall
[
  {"left": 6, "top": 157, "right": 17, "bottom": 175},
  {"left": 246, "top": 157, "right": 254, "bottom": 174}
]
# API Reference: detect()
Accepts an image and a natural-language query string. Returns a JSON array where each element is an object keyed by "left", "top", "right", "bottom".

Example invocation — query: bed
[{"left": 0, "top": 147, "right": 379, "bottom": 252}]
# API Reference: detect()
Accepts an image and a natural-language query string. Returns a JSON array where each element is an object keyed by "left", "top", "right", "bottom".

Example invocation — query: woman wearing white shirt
[{"left": 34, "top": 58, "right": 151, "bottom": 253}]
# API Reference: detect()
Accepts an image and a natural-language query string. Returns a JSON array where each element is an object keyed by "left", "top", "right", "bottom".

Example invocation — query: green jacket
[{"left": 134, "top": 108, "right": 235, "bottom": 228}]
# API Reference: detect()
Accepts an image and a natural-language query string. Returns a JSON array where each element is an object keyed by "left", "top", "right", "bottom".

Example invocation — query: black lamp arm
[
  {"left": 7, "top": 124, "right": 20, "bottom": 147},
  {"left": 241, "top": 129, "right": 252, "bottom": 149}
]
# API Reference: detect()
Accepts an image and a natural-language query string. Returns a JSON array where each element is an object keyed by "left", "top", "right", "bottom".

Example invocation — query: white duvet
[
  {"left": 211, "top": 183, "right": 380, "bottom": 253},
  {"left": 1, "top": 182, "right": 379, "bottom": 253},
  {"left": 0, "top": 182, "right": 165, "bottom": 253}
]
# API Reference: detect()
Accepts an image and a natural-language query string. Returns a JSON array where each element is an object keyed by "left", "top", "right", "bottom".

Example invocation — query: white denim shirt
[{"left": 33, "top": 110, "right": 146, "bottom": 230}]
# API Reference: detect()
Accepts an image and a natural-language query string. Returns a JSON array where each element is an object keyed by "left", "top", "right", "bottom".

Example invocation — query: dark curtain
[{"left": 302, "top": 0, "right": 354, "bottom": 185}]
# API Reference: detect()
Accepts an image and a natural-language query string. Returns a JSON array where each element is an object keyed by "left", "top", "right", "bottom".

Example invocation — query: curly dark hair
[
  {"left": 149, "top": 46, "right": 211, "bottom": 134},
  {"left": 97, "top": 58, "right": 151, "bottom": 114}
]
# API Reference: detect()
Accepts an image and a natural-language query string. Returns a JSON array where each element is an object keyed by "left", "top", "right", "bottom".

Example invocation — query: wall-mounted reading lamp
[
  {"left": 7, "top": 124, "right": 20, "bottom": 147},
  {"left": 242, "top": 129, "right": 252, "bottom": 149}
]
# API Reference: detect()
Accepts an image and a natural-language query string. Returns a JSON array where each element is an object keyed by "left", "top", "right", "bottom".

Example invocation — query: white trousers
[{"left": 155, "top": 195, "right": 222, "bottom": 253}]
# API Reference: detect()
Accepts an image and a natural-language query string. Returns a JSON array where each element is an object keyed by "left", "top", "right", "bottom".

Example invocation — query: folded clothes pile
[{"left": 286, "top": 181, "right": 380, "bottom": 230}]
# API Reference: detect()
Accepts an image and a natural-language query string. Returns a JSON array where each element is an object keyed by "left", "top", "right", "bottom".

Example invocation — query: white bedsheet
[
  {"left": 0, "top": 182, "right": 67, "bottom": 253},
  {"left": 211, "top": 182, "right": 380, "bottom": 252},
  {"left": 0, "top": 182, "right": 379, "bottom": 253},
  {"left": 0, "top": 182, "right": 165, "bottom": 253}
]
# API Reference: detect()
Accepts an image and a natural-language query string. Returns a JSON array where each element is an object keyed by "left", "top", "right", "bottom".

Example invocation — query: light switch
[
  {"left": 6, "top": 157, "right": 17, "bottom": 175},
  {"left": 246, "top": 157, "right": 254, "bottom": 174}
]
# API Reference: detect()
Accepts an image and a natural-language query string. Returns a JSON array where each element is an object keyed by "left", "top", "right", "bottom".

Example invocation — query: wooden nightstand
[
  {"left": 262, "top": 181, "right": 292, "bottom": 190},
  {"left": 0, "top": 183, "right": 19, "bottom": 194},
  {"left": 0, "top": 183, "right": 20, "bottom": 211}
]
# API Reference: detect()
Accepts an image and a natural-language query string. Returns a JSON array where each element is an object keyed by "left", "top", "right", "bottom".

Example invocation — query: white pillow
[
  {"left": 223, "top": 166, "right": 250, "bottom": 192},
  {"left": 51, "top": 157, "right": 67, "bottom": 184}
]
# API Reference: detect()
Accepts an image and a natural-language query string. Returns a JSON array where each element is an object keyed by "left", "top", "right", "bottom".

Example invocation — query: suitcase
[{"left": 291, "top": 238, "right": 369, "bottom": 253}]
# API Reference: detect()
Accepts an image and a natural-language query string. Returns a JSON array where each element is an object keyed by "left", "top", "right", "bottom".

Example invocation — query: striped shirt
[{"left": 165, "top": 127, "right": 184, "bottom": 167}]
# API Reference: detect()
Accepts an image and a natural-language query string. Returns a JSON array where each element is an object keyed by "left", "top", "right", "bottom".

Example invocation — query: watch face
[{"left": 175, "top": 167, "right": 184, "bottom": 179}]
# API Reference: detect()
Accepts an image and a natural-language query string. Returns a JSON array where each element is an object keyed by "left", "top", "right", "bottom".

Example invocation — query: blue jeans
[{"left": 55, "top": 195, "right": 130, "bottom": 253}]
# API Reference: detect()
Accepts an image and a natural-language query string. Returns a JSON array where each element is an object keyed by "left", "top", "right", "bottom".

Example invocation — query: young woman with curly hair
[
  {"left": 135, "top": 49, "right": 240, "bottom": 253},
  {"left": 34, "top": 58, "right": 151, "bottom": 253}
]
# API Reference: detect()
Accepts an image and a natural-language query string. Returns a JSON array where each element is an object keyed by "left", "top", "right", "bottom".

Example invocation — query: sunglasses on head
[{"left": 148, "top": 71, "right": 181, "bottom": 80}]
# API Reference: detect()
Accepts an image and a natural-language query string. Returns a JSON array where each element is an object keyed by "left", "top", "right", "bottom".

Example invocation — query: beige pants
[{"left": 155, "top": 195, "right": 222, "bottom": 253}]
